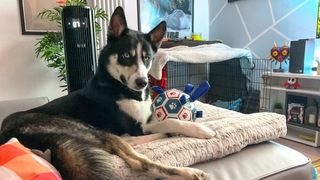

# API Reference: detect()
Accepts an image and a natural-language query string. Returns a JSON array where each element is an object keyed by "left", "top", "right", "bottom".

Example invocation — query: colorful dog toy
[{"left": 152, "top": 81, "right": 211, "bottom": 122}]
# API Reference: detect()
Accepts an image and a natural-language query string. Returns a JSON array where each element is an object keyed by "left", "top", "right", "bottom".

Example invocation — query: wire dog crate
[{"left": 166, "top": 58, "right": 272, "bottom": 113}]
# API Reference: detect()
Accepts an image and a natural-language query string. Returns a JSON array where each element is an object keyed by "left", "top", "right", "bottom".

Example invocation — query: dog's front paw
[
  {"left": 179, "top": 167, "right": 209, "bottom": 180},
  {"left": 192, "top": 124, "right": 215, "bottom": 139}
]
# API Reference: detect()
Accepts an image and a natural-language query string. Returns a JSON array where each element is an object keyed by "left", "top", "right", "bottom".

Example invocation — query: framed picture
[
  {"left": 137, "top": 0, "right": 193, "bottom": 39},
  {"left": 18, "top": 0, "right": 60, "bottom": 35},
  {"left": 286, "top": 93, "right": 307, "bottom": 124},
  {"left": 287, "top": 103, "right": 305, "bottom": 124}
]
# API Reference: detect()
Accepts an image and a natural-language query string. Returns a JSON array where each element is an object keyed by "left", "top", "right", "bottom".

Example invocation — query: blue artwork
[{"left": 138, "top": 0, "right": 193, "bottom": 39}]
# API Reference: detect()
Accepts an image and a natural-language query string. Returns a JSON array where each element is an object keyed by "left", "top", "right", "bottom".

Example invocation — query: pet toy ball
[{"left": 152, "top": 81, "right": 211, "bottom": 122}]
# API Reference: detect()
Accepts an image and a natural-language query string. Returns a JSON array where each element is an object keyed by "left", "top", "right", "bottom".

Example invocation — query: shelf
[
  {"left": 283, "top": 134, "right": 316, "bottom": 147},
  {"left": 263, "top": 72, "right": 320, "bottom": 80},
  {"left": 287, "top": 121, "right": 320, "bottom": 132},
  {"left": 260, "top": 71, "right": 320, "bottom": 147},
  {"left": 283, "top": 124, "right": 320, "bottom": 147},
  {"left": 268, "top": 86, "right": 320, "bottom": 96}
]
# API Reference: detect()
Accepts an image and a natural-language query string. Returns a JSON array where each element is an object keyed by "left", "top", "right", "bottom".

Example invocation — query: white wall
[
  {"left": 194, "top": 0, "right": 209, "bottom": 40},
  {"left": 124, "top": 0, "right": 138, "bottom": 30},
  {"left": 0, "top": 0, "right": 209, "bottom": 101},
  {"left": 0, "top": 0, "right": 66, "bottom": 101}
]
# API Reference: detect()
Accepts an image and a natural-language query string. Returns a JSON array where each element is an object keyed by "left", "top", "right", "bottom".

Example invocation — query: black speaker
[
  {"left": 289, "top": 39, "right": 314, "bottom": 74},
  {"left": 62, "top": 6, "right": 97, "bottom": 93}
]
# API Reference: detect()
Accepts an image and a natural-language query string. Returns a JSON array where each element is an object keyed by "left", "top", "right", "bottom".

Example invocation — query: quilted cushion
[{"left": 0, "top": 138, "right": 61, "bottom": 180}]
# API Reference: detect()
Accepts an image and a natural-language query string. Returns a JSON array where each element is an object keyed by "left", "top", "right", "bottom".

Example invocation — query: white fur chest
[{"left": 116, "top": 97, "right": 152, "bottom": 125}]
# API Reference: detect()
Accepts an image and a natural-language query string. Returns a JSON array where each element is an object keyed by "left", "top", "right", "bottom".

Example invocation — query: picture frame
[
  {"left": 137, "top": 0, "right": 194, "bottom": 39},
  {"left": 287, "top": 103, "right": 305, "bottom": 124},
  {"left": 286, "top": 93, "right": 307, "bottom": 124},
  {"left": 18, "top": 0, "right": 60, "bottom": 35}
]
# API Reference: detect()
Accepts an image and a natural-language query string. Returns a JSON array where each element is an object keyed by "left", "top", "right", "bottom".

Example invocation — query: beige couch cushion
[
  {"left": 192, "top": 141, "right": 312, "bottom": 180},
  {"left": 0, "top": 97, "right": 49, "bottom": 127}
]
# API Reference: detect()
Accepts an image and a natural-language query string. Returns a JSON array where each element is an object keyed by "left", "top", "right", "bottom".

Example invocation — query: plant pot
[{"left": 274, "top": 108, "right": 283, "bottom": 114}]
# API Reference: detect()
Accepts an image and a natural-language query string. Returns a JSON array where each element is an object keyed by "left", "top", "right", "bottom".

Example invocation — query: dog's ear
[
  {"left": 108, "top": 6, "right": 127, "bottom": 39},
  {"left": 147, "top": 21, "right": 167, "bottom": 52}
]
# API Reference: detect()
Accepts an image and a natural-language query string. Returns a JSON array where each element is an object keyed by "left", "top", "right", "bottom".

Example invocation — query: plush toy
[
  {"left": 283, "top": 77, "right": 300, "bottom": 89},
  {"left": 152, "top": 81, "right": 211, "bottom": 121}
]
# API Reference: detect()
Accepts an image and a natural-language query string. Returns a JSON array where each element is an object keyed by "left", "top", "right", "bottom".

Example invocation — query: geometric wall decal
[
  {"left": 209, "top": 0, "right": 228, "bottom": 22},
  {"left": 237, "top": 0, "right": 273, "bottom": 38},
  {"left": 209, "top": 2, "right": 250, "bottom": 47},
  {"left": 209, "top": 0, "right": 317, "bottom": 60},
  {"left": 248, "top": 29, "right": 287, "bottom": 58},
  {"left": 271, "top": 0, "right": 306, "bottom": 22},
  {"left": 274, "top": 0, "right": 317, "bottom": 41}
]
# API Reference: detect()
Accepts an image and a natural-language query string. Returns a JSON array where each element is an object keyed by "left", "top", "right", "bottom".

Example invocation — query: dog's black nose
[{"left": 135, "top": 78, "right": 148, "bottom": 89}]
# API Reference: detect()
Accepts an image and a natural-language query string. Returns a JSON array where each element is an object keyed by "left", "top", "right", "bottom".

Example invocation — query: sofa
[{"left": 0, "top": 97, "right": 313, "bottom": 180}]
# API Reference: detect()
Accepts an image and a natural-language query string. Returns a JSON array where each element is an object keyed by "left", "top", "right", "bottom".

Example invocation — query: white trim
[
  {"left": 268, "top": 0, "right": 275, "bottom": 24},
  {"left": 244, "top": 0, "right": 308, "bottom": 48},
  {"left": 274, "top": 0, "right": 309, "bottom": 26},
  {"left": 272, "top": 28, "right": 291, "bottom": 42},
  {"left": 209, "top": 1, "right": 228, "bottom": 26},
  {"left": 235, "top": 3, "right": 252, "bottom": 41}
]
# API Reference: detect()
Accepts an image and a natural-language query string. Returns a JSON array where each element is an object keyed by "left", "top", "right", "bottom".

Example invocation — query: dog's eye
[
  {"left": 122, "top": 52, "right": 130, "bottom": 59},
  {"left": 144, "top": 55, "right": 151, "bottom": 61}
]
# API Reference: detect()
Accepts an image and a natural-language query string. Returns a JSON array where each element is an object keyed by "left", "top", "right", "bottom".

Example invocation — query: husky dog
[{"left": 0, "top": 7, "right": 214, "bottom": 180}]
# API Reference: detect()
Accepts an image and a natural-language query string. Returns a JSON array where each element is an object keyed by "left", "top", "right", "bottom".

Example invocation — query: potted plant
[
  {"left": 35, "top": 0, "right": 108, "bottom": 89},
  {"left": 273, "top": 102, "right": 283, "bottom": 114}
]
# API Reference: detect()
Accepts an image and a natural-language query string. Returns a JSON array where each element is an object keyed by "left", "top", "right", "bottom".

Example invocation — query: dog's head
[{"left": 99, "top": 7, "right": 166, "bottom": 92}]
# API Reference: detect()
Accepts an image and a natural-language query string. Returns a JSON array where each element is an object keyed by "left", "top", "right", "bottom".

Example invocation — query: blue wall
[{"left": 209, "top": 0, "right": 318, "bottom": 61}]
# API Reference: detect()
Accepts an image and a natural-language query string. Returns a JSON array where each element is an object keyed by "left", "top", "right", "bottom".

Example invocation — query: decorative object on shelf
[
  {"left": 286, "top": 94, "right": 308, "bottom": 123},
  {"left": 283, "top": 77, "right": 301, "bottom": 89},
  {"left": 287, "top": 103, "right": 304, "bottom": 124},
  {"left": 269, "top": 42, "right": 290, "bottom": 72},
  {"left": 273, "top": 102, "right": 283, "bottom": 114},
  {"left": 35, "top": 0, "right": 108, "bottom": 88},
  {"left": 191, "top": 32, "right": 204, "bottom": 41},
  {"left": 152, "top": 81, "right": 210, "bottom": 121},
  {"left": 305, "top": 100, "right": 318, "bottom": 126}
]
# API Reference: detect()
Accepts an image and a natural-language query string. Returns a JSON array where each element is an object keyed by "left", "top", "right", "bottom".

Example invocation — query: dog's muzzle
[{"left": 135, "top": 77, "right": 148, "bottom": 89}]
